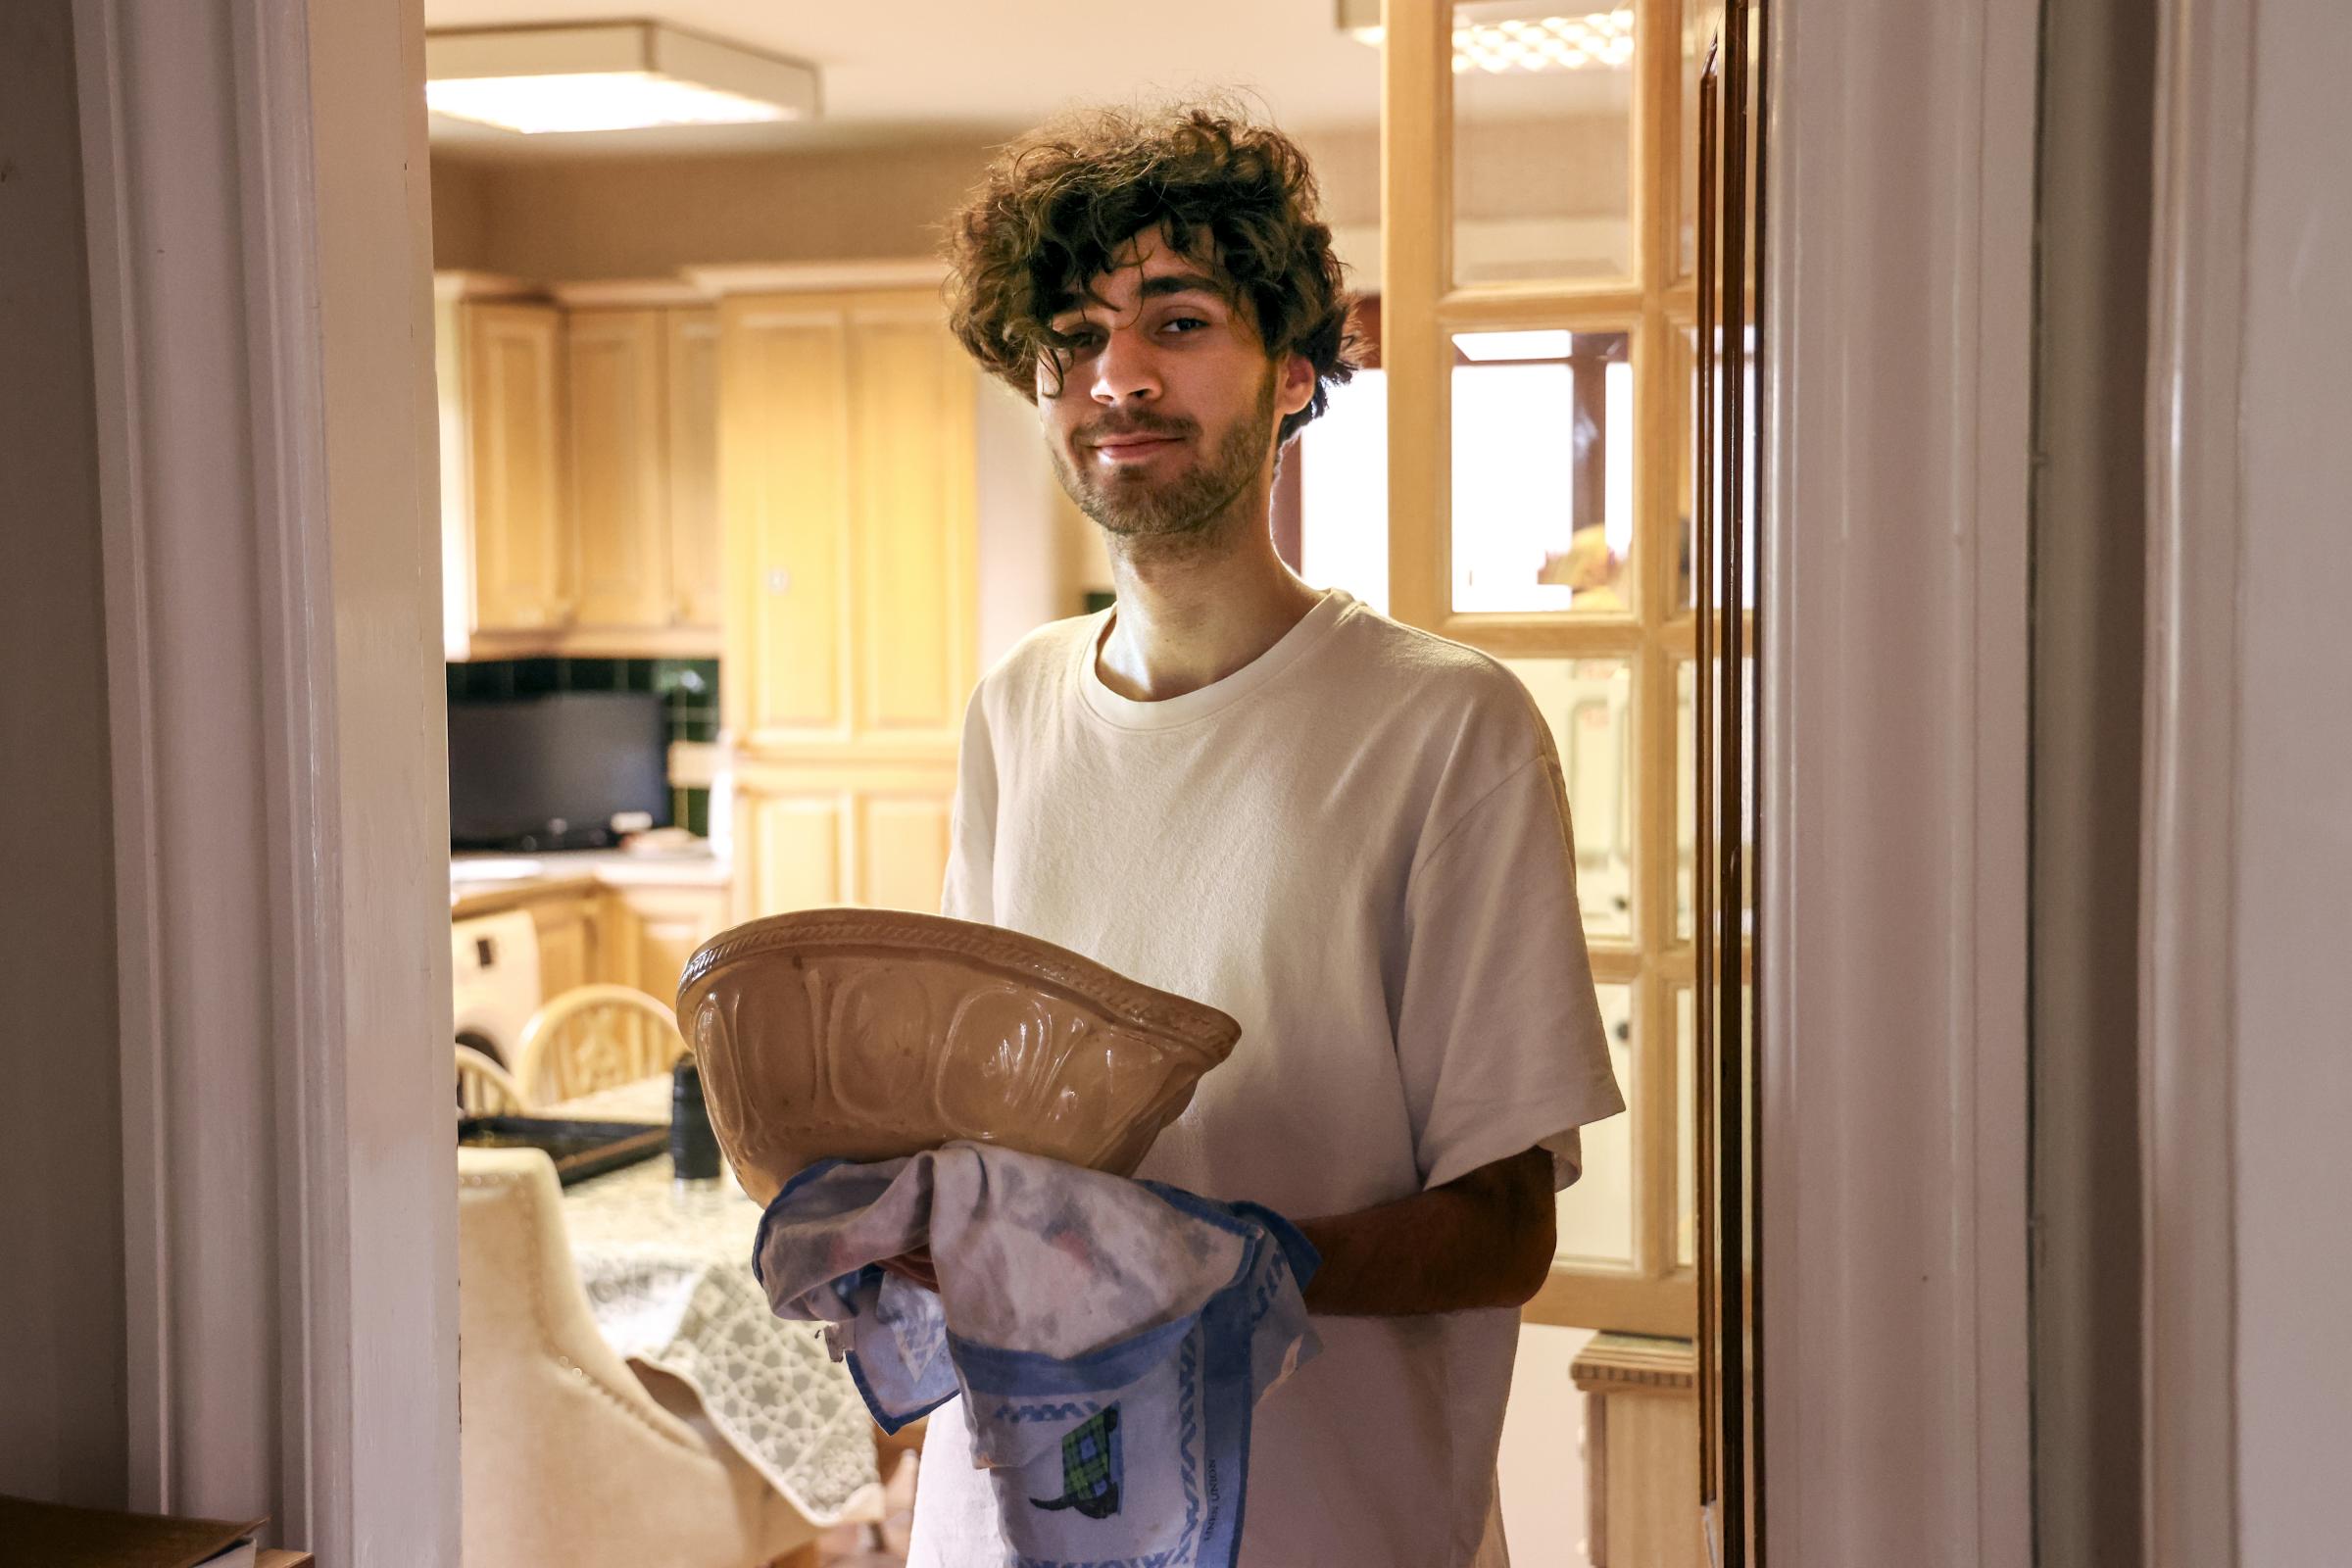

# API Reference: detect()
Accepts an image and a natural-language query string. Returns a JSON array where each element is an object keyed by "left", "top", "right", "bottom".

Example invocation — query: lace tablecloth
[{"left": 554, "top": 1090, "right": 882, "bottom": 1526}]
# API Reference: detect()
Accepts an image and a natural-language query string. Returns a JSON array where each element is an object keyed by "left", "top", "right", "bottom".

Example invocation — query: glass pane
[
  {"left": 1680, "top": 0, "right": 1708, "bottom": 279},
  {"left": 1675, "top": 657, "right": 1694, "bottom": 942},
  {"left": 1556, "top": 982, "right": 1635, "bottom": 1266},
  {"left": 1451, "top": 1, "right": 1637, "bottom": 285},
  {"left": 1297, "top": 363, "right": 1391, "bottom": 614},
  {"left": 1675, "top": 323, "right": 1698, "bottom": 612},
  {"left": 1675, "top": 983, "right": 1696, "bottom": 1268},
  {"left": 1689, "top": 324, "right": 1758, "bottom": 612},
  {"left": 1678, "top": 654, "right": 1755, "bottom": 945},
  {"left": 1451, "top": 329, "right": 1634, "bottom": 613},
  {"left": 1502, "top": 655, "right": 1634, "bottom": 939}
]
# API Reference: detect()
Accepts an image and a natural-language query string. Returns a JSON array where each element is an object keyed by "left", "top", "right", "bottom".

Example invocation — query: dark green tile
[
  {"left": 513, "top": 658, "right": 560, "bottom": 696},
  {"left": 564, "top": 658, "right": 618, "bottom": 692},
  {"left": 1083, "top": 590, "right": 1116, "bottom": 615},
  {"left": 622, "top": 659, "right": 656, "bottom": 693},
  {"left": 682, "top": 788, "right": 710, "bottom": 838}
]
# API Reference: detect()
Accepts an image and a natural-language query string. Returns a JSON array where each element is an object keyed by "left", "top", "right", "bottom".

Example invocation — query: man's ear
[{"left": 1277, "top": 351, "right": 1317, "bottom": 419}]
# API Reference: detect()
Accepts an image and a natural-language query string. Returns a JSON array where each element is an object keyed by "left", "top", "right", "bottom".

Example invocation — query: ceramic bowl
[{"left": 675, "top": 908, "right": 1241, "bottom": 1204}]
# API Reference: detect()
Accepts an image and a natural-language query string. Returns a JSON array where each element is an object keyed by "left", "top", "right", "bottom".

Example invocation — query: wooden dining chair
[
  {"left": 514, "top": 984, "right": 689, "bottom": 1106},
  {"left": 456, "top": 1044, "right": 529, "bottom": 1117}
]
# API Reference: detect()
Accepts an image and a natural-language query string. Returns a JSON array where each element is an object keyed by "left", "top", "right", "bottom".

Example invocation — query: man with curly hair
[{"left": 914, "top": 104, "right": 1623, "bottom": 1567}]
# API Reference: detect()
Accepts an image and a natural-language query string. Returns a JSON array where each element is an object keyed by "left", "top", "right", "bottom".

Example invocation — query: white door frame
[
  {"left": 1761, "top": 0, "right": 2037, "bottom": 1561},
  {"left": 74, "top": 0, "right": 456, "bottom": 1558},
  {"left": 2139, "top": 0, "right": 2251, "bottom": 1561}
]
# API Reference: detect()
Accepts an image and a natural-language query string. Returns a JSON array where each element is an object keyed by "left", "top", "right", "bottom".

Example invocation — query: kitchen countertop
[{"left": 451, "top": 844, "right": 729, "bottom": 916}]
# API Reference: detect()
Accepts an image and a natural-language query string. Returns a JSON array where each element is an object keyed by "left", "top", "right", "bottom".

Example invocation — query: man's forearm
[{"left": 1293, "top": 1148, "right": 1557, "bottom": 1316}]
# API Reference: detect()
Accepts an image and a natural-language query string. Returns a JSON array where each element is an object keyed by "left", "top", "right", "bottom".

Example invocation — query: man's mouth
[{"left": 1091, "top": 434, "right": 1182, "bottom": 463}]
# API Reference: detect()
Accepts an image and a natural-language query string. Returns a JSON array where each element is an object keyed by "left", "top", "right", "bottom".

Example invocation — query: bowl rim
[{"left": 675, "top": 906, "right": 1243, "bottom": 1061}]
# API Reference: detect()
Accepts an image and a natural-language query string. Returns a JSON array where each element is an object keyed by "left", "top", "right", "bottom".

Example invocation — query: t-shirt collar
[{"left": 1078, "top": 588, "right": 1354, "bottom": 732}]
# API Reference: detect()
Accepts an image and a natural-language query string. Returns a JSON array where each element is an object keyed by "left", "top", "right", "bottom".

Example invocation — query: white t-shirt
[{"left": 909, "top": 587, "right": 1624, "bottom": 1568}]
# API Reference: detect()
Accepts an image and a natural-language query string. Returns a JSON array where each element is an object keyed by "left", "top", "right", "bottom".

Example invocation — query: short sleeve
[
  {"left": 1395, "top": 752, "right": 1626, "bottom": 1192},
  {"left": 941, "top": 687, "right": 998, "bottom": 923}
]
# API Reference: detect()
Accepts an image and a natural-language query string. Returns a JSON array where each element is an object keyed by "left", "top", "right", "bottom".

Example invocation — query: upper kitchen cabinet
[
  {"left": 564, "top": 309, "right": 669, "bottom": 632},
  {"left": 435, "top": 272, "right": 723, "bottom": 661},
  {"left": 559, "top": 296, "right": 724, "bottom": 656},
  {"left": 719, "top": 288, "right": 978, "bottom": 753},
  {"left": 665, "top": 309, "right": 724, "bottom": 631},
  {"left": 438, "top": 277, "right": 569, "bottom": 657}
]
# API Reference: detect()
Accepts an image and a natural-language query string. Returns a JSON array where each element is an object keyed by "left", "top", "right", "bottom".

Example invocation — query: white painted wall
[
  {"left": 1497, "top": 1325, "right": 1595, "bottom": 1568},
  {"left": 0, "top": 0, "right": 128, "bottom": 1510},
  {"left": 2231, "top": 3, "right": 2352, "bottom": 1559}
]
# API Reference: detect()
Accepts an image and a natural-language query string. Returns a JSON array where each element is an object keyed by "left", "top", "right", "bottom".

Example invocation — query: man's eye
[{"left": 1162, "top": 317, "right": 1209, "bottom": 335}]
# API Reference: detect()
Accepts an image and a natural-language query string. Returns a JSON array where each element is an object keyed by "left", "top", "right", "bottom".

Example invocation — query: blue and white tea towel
[{"left": 751, "top": 1144, "right": 1321, "bottom": 1568}]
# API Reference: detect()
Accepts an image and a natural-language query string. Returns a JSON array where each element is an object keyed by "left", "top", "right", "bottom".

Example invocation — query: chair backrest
[
  {"left": 514, "top": 984, "right": 688, "bottom": 1105},
  {"left": 456, "top": 1044, "right": 529, "bottom": 1117},
  {"left": 454, "top": 1147, "right": 778, "bottom": 1568}
]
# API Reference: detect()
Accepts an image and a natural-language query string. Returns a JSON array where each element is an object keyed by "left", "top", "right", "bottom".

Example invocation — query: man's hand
[
  {"left": 1292, "top": 1148, "right": 1557, "bottom": 1316},
  {"left": 877, "top": 1247, "right": 939, "bottom": 1292}
]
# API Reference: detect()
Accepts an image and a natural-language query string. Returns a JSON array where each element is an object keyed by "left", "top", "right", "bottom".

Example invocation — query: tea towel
[{"left": 751, "top": 1144, "right": 1320, "bottom": 1568}]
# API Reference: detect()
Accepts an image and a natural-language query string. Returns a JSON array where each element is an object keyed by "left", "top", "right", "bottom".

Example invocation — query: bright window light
[
  {"left": 1298, "top": 371, "right": 1392, "bottom": 614},
  {"left": 1345, "top": 10, "right": 1637, "bottom": 74},
  {"left": 427, "top": 73, "right": 787, "bottom": 135},
  {"left": 1454, "top": 329, "right": 1580, "bottom": 363}
]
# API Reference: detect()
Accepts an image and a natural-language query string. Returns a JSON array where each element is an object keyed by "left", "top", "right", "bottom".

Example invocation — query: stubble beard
[{"left": 1052, "top": 369, "right": 1278, "bottom": 552}]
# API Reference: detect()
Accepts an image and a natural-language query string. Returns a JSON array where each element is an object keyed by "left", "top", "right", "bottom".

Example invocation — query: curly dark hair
[{"left": 942, "top": 103, "right": 1359, "bottom": 447}]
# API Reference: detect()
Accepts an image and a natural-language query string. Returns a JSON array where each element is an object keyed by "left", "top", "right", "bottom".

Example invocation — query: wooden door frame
[
  {"left": 1761, "top": 0, "right": 2036, "bottom": 1562},
  {"left": 73, "top": 0, "right": 456, "bottom": 1557}
]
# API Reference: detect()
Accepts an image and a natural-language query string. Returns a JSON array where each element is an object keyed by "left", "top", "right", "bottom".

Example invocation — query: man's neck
[{"left": 1095, "top": 508, "right": 1323, "bottom": 704}]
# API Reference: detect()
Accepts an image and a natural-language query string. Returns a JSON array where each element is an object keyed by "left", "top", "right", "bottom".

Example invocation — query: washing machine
[{"left": 451, "top": 908, "right": 541, "bottom": 1069}]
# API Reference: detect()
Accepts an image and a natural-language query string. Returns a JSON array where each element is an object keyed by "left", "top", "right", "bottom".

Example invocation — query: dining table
[{"left": 543, "top": 1076, "right": 884, "bottom": 1528}]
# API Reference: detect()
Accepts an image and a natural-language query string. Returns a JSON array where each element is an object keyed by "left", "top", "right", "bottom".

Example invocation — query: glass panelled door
[{"left": 1380, "top": 0, "right": 1705, "bottom": 1341}]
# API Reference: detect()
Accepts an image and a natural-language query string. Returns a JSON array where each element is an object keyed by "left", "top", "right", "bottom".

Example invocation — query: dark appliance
[{"left": 447, "top": 689, "right": 668, "bottom": 851}]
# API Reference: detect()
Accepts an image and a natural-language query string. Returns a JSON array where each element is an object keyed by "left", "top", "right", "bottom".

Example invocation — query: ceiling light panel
[
  {"left": 1335, "top": 2, "right": 1636, "bottom": 74},
  {"left": 424, "top": 23, "right": 819, "bottom": 135}
]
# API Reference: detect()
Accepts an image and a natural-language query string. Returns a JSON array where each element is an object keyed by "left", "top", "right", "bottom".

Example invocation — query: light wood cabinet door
[
  {"left": 733, "top": 759, "right": 956, "bottom": 920},
  {"left": 603, "top": 883, "right": 729, "bottom": 1001},
  {"left": 566, "top": 310, "right": 670, "bottom": 629},
  {"left": 466, "top": 302, "right": 571, "bottom": 633},
  {"left": 721, "top": 291, "right": 976, "bottom": 750},
  {"left": 724, "top": 301, "right": 852, "bottom": 744},
  {"left": 529, "top": 890, "right": 595, "bottom": 1001},
  {"left": 665, "top": 308, "right": 723, "bottom": 630},
  {"left": 846, "top": 302, "right": 977, "bottom": 742}
]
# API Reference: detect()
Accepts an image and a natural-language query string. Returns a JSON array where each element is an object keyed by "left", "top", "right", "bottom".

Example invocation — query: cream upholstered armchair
[{"left": 456, "top": 1147, "right": 825, "bottom": 1568}]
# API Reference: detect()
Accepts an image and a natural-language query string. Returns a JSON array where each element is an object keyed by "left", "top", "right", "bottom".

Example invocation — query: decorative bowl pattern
[{"left": 675, "top": 908, "right": 1242, "bottom": 1204}]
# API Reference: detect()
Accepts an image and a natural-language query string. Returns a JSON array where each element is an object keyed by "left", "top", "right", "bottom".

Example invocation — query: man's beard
[{"left": 1052, "top": 369, "right": 1278, "bottom": 544}]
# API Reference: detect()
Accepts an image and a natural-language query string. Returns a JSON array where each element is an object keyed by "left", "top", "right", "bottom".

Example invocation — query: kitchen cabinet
[
  {"left": 560, "top": 304, "right": 723, "bottom": 655},
  {"left": 436, "top": 272, "right": 721, "bottom": 660},
  {"left": 719, "top": 287, "right": 977, "bottom": 918},
  {"left": 602, "top": 881, "right": 730, "bottom": 1003},
  {"left": 527, "top": 883, "right": 598, "bottom": 1000},
  {"left": 438, "top": 282, "right": 570, "bottom": 654},
  {"left": 452, "top": 867, "right": 728, "bottom": 1013},
  {"left": 1569, "top": 1334, "right": 1703, "bottom": 1567},
  {"left": 665, "top": 309, "right": 723, "bottom": 630},
  {"left": 566, "top": 310, "right": 669, "bottom": 631}
]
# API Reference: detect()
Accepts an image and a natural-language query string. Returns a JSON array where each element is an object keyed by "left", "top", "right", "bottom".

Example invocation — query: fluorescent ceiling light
[
  {"left": 1455, "top": 329, "right": 1580, "bottom": 362},
  {"left": 1338, "top": 3, "right": 1636, "bottom": 73},
  {"left": 425, "top": 23, "right": 819, "bottom": 135}
]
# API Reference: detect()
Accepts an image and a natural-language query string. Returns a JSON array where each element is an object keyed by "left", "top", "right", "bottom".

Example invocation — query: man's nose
[{"left": 1090, "top": 326, "right": 1160, "bottom": 407}]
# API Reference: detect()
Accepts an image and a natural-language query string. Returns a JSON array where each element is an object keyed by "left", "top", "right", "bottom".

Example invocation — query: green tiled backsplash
[{"left": 446, "top": 657, "right": 718, "bottom": 837}]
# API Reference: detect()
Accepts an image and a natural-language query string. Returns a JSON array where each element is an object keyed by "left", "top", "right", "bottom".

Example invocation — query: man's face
[{"left": 1036, "top": 225, "right": 1307, "bottom": 543}]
